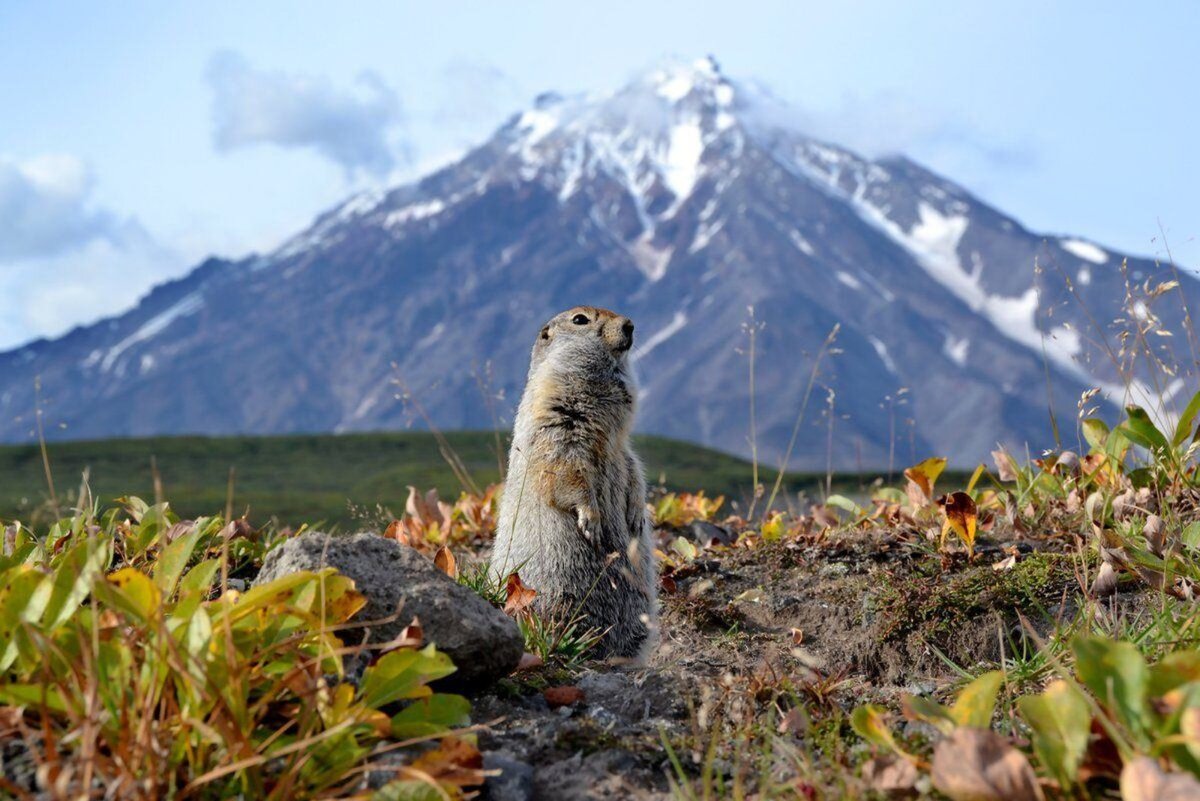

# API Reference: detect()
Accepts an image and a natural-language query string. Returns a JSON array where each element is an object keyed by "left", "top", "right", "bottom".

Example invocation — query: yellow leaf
[
  {"left": 106, "top": 567, "right": 162, "bottom": 620},
  {"left": 938, "top": 491, "right": 978, "bottom": 556},
  {"left": 904, "top": 457, "right": 947, "bottom": 500}
]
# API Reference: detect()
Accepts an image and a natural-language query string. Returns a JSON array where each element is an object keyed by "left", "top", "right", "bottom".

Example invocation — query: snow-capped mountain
[{"left": 1, "top": 57, "right": 1193, "bottom": 468}]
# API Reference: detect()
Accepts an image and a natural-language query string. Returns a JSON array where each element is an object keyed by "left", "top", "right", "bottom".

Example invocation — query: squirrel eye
[
  {"left": 539, "top": 325, "right": 550, "bottom": 340},
  {"left": 571, "top": 313, "right": 590, "bottom": 325}
]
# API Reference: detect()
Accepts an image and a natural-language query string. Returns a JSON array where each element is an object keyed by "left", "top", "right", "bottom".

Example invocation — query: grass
[{"left": 0, "top": 430, "right": 958, "bottom": 528}]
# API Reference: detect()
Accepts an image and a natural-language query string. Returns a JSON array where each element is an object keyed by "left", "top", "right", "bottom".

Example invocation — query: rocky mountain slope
[{"left": 1, "top": 58, "right": 1192, "bottom": 468}]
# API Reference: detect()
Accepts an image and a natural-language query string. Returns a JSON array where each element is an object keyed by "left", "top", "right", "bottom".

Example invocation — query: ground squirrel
[{"left": 491, "top": 306, "right": 657, "bottom": 660}]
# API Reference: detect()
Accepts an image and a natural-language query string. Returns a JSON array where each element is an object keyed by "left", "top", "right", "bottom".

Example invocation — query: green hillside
[{"left": 0, "top": 431, "right": 867, "bottom": 528}]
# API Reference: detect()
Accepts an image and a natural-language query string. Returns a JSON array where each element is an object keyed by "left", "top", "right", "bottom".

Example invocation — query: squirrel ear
[{"left": 539, "top": 325, "right": 551, "bottom": 340}]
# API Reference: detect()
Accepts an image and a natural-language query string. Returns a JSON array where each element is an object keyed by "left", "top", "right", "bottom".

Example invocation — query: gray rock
[
  {"left": 483, "top": 752, "right": 534, "bottom": 801},
  {"left": 686, "top": 520, "right": 734, "bottom": 547},
  {"left": 255, "top": 532, "right": 523, "bottom": 688}
]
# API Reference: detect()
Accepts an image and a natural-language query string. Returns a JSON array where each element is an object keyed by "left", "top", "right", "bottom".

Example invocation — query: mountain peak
[
  {"left": 0, "top": 57, "right": 1189, "bottom": 470},
  {"left": 637, "top": 55, "right": 734, "bottom": 107}
]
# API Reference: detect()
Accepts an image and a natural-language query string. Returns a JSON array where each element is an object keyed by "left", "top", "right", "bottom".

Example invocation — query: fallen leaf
[
  {"left": 383, "top": 519, "right": 408, "bottom": 545},
  {"left": 434, "top": 546, "right": 457, "bottom": 578},
  {"left": 543, "top": 685, "right": 585, "bottom": 708},
  {"left": 1091, "top": 561, "right": 1119, "bottom": 597},
  {"left": 938, "top": 491, "right": 979, "bottom": 556},
  {"left": 516, "top": 652, "right": 543, "bottom": 671},
  {"left": 862, "top": 755, "right": 919, "bottom": 797},
  {"left": 1120, "top": 756, "right": 1200, "bottom": 801},
  {"left": 791, "top": 627, "right": 805, "bottom": 645},
  {"left": 777, "top": 707, "right": 807, "bottom": 735},
  {"left": 992, "top": 555, "right": 1017, "bottom": 571},
  {"left": 219, "top": 518, "right": 254, "bottom": 542},
  {"left": 688, "top": 578, "right": 715, "bottom": 598},
  {"left": 992, "top": 449, "right": 1019, "bottom": 482},
  {"left": 0, "top": 706, "right": 22, "bottom": 728},
  {"left": 905, "top": 457, "right": 947, "bottom": 501},
  {"left": 397, "top": 617, "right": 424, "bottom": 647},
  {"left": 734, "top": 588, "right": 765, "bottom": 604},
  {"left": 407, "top": 735, "right": 486, "bottom": 789},
  {"left": 1144, "top": 514, "right": 1165, "bottom": 557},
  {"left": 660, "top": 575, "right": 678, "bottom": 594},
  {"left": 930, "top": 728, "right": 1044, "bottom": 801},
  {"left": 503, "top": 572, "right": 537, "bottom": 616},
  {"left": 1081, "top": 452, "right": 1107, "bottom": 477}
]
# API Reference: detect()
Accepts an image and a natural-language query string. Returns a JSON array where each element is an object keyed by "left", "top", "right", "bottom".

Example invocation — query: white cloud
[
  {"left": 742, "top": 83, "right": 1036, "bottom": 178},
  {"left": 0, "top": 154, "right": 148, "bottom": 262},
  {"left": 206, "top": 50, "right": 404, "bottom": 179},
  {"left": 0, "top": 153, "right": 179, "bottom": 351},
  {"left": 0, "top": 236, "right": 186, "bottom": 351}
]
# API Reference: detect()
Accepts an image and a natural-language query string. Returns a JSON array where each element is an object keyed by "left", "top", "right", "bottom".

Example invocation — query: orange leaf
[
  {"left": 904, "top": 457, "right": 947, "bottom": 501},
  {"left": 938, "top": 491, "right": 978, "bottom": 557},
  {"left": 543, "top": 685, "right": 585, "bottom": 708},
  {"left": 383, "top": 519, "right": 408, "bottom": 544},
  {"left": 503, "top": 572, "right": 537, "bottom": 616},
  {"left": 434, "top": 546, "right": 457, "bottom": 578},
  {"left": 407, "top": 736, "right": 486, "bottom": 789}
]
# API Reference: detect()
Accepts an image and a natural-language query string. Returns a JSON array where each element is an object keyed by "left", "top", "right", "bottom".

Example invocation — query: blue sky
[{"left": 1, "top": 1, "right": 1197, "bottom": 349}]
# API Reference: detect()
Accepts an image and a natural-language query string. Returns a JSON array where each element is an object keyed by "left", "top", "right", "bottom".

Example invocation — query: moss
[{"left": 873, "top": 552, "right": 1074, "bottom": 644}]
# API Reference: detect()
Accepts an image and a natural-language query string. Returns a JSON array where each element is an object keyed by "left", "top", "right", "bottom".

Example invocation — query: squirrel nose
[{"left": 621, "top": 320, "right": 634, "bottom": 338}]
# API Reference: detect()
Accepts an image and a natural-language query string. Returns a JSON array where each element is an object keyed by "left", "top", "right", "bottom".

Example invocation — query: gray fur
[{"left": 490, "top": 306, "right": 657, "bottom": 660}]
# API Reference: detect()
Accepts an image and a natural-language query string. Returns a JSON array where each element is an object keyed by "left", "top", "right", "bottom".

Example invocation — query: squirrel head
[{"left": 530, "top": 306, "right": 635, "bottom": 378}]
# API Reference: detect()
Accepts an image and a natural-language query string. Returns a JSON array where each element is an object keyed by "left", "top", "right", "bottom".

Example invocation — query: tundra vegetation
[{"left": 4, "top": 279, "right": 1200, "bottom": 799}]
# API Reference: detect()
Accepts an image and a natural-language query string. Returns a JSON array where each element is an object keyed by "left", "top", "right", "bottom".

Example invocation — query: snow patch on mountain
[
  {"left": 1060, "top": 238, "right": 1108, "bottom": 264},
  {"left": 635, "top": 310, "right": 688, "bottom": 361},
  {"left": 385, "top": 199, "right": 447, "bottom": 228},
  {"left": 664, "top": 122, "right": 704, "bottom": 199},
  {"left": 869, "top": 336, "right": 897, "bottom": 373},
  {"left": 101, "top": 292, "right": 203, "bottom": 373},
  {"left": 789, "top": 230, "right": 815, "bottom": 256},
  {"left": 856, "top": 201, "right": 1087, "bottom": 381},
  {"left": 944, "top": 335, "right": 970, "bottom": 366},
  {"left": 836, "top": 271, "right": 862, "bottom": 290}
]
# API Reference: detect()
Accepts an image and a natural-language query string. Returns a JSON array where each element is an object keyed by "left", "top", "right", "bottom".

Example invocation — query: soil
[{"left": 467, "top": 521, "right": 1144, "bottom": 799}]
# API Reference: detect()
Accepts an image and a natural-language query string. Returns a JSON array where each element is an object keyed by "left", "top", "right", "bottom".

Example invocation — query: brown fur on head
[{"left": 531, "top": 306, "right": 635, "bottom": 370}]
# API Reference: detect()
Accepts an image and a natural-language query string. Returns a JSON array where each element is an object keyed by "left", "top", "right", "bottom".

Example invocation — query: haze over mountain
[{"left": 1, "top": 58, "right": 1193, "bottom": 469}]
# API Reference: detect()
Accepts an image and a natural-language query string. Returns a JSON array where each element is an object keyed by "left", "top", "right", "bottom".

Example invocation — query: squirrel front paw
[{"left": 576, "top": 505, "right": 602, "bottom": 541}]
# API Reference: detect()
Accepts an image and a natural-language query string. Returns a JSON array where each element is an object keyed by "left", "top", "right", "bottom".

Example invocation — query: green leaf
[
  {"left": 826, "top": 494, "right": 867, "bottom": 518},
  {"left": 391, "top": 693, "right": 471, "bottom": 738},
  {"left": 1149, "top": 651, "right": 1200, "bottom": 697},
  {"left": 181, "top": 606, "right": 213, "bottom": 660},
  {"left": 42, "top": 537, "right": 111, "bottom": 630},
  {"left": 174, "top": 558, "right": 221, "bottom": 619},
  {"left": 1073, "top": 636, "right": 1149, "bottom": 733},
  {"left": 209, "top": 570, "right": 321, "bottom": 623},
  {"left": 0, "top": 568, "right": 53, "bottom": 671},
  {"left": 0, "top": 684, "right": 70, "bottom": 714},
  {"left": 372, "top": 781, "right": 445, "bottom": 801},
  {"left": 154, "top": 523, "right": 203, "bottom": 598},
  {"left": 872, "top": 487, "right": 907, "bottom": 505},
  {"left": 1118, "top": 405, "right": 1170, "bottom": 454},
  {"left": 1174, "top": 391, "right": 1200, "bottom": 447},
  {"left": 901, "top": 694, "right": 955, "bottom": 735},
  {"left": 949, "top": 670, "right": 1005, "bottom": 729},
  {"left": 180, "top": 558, "right": 221, "bottom": 596},
  {"left": 850, "top": 704, "right": 909, "bottom": 758},
  {"left": 1082, "top": 418, "right": 1110, "bottom": 451},
  {"left": 1184, "top": 523, "right": 1200, "bottom": 549},
  {"left": 359, "top": 645, "right": 457, "bottom": 710},
  {"left": 1017, "top": 679, "right": 1090, "bottom": 788}
]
